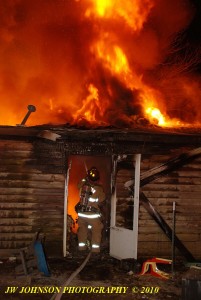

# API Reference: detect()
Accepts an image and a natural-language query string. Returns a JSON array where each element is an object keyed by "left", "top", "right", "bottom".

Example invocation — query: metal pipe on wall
[
  {"left": 172, "top": 201, "right": 176, "bottom": 274},
  {"left": 63, "top": 160, "right": 72, "bottom": 257}
]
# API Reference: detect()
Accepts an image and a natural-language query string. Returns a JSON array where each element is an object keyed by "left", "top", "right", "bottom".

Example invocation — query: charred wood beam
[
  {"left": 125, "top": 147, "right": 201, "bottom": 189},
  {"left": 140, "top": 192, "right": 196, "bottom": 262}
]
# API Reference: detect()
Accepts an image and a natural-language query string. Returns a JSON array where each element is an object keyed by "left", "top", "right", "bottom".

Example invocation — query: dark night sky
[
  {"left": 176, "top": 0, "right": 201, "bottom": 73},
  {"left": 186, "top": 0, "right": 201, "bottom": 46}
]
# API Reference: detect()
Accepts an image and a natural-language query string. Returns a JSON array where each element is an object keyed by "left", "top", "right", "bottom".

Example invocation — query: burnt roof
[{"left": 1, "top": 124, "right": 201, "bottom": 155}]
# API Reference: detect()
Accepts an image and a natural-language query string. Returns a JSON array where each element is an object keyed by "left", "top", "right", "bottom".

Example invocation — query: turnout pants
[{"left": 77, "top": 216, "right": 103, "bottom": 253}]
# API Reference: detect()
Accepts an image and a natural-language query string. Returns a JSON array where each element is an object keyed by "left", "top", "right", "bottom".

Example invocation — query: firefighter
[{"left": 75, "top": 167, "right": 105, "bottom": 253}]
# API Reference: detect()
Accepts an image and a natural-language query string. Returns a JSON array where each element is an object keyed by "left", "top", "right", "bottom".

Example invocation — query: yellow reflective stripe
[
  {"left": 78, "top": 212, "right": 100, "bottom": 219},
  {"left": 88, "top": 197, "right": 98, "bottom": 202}
]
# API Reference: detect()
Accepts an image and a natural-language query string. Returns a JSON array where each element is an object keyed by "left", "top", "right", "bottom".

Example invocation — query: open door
[{"left": 109, "top": 154, "right": 141, "bottom": 260}]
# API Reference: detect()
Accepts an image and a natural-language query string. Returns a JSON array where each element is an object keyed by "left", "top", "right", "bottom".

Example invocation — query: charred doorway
[{"left": 65, "top": 155, "right": 112, "bottom": 256}]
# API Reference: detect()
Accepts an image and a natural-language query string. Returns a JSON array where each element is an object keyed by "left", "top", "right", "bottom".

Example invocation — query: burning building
[
  {"left": 1, "top": 125, "right": 201, "bottom": 262},
  {"left": 0, "top": 0, "right": 201, "bottom": 262}
]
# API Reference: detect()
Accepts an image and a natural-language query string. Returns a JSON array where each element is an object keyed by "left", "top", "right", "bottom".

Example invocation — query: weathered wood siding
[
  {"left": 0, "top": 139, "right": 65, "bottom": 258},
  {"left": 115, "top": 152, "right": 201, "bottom": 260}
]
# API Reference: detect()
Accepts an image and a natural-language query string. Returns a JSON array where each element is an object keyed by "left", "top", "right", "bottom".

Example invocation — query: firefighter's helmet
[{"left": 87, "top": 167, "right": 100, "bottom": 181}]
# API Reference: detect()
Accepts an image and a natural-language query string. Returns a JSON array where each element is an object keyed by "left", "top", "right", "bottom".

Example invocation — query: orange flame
[
  {"left": 85, "top": 0, "right": 154, "bottom": 30},
  {"left": 146, "top": 107, "right": 166, "bottom": 126},
  {"left": 73, "top": 84, "right": 99, "bottom": 122},
  {"left": 0, "top": 0, "right": 198, "bottom": 128}
]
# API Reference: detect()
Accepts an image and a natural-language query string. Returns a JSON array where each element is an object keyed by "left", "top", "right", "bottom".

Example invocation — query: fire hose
[{"left": 50, "top": 251, "right": 92, "bottom": 300}]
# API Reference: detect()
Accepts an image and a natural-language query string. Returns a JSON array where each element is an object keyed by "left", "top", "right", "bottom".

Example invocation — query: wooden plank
[
  {"left": 0, "top": 158, "right": 37, "bottom": 165},
  {"left": 139, "top": 213, "right": 201, "bottom": 224},
  {"left": 138, "top": 241, "right": 173, "bottom": 257},
  {"left": 0, "top": 160, "right": 63, "bottom": 168},
  {"left": 0, "top": 150, "right": 33, "bottom": 158},
  {"left": 176, "top": 170, "right": 201, "bottom": 177},
  {"left": 0, "top": 241, "right": 33, "bottom": 249},
  {"left": 0, "top": 195, "right": 64, "bottom": 203},
  {"left": 0, "top": 173, "right": 64, "bottom": 181},
  {"left": 0, "top": 210, "right": 63, "bottom": 218},
  {"left": 0, "top": 187, "right": 64, "bottom": 195},
  {"left": 177, "top": 177, "right": 201, "bottom": 184},
  {"left": 140, "top": 158, "right": 201, "bottom": 168},
  {"left": 138, "top": 224, "right": 201, "bottom": 235},
  {"left": 142, "top": 191, "right": 179, "bottom": 198},
  {"left": 0, "top": 218, "right": 63, "bottom": 226},
  {"left": 143, "top": 184, "right": 201, "bottom": 192},
  {"left": 0, "top": 249, "right": 20, "bottom": 257},
  {"left": 139, "top": 212, "right": 201, "bottom": 221},
  {"left": 142, "top": 190, "right": 201, "bottom": 199},
  {"left": 0, "top": 218, "right": 34, "bottom": 226},
  {"left": 149, "top": 177, "right": 201, "bottom": 184},
  {"left": 140, "top": 207, "right": 201, "bottom": 216},
  {"left": 0, "top": 180, "right": 64, "bottom": 189},
  {"left": 0, "top": 140, "right": 33, "bottom": 150},
  {"left": 0, "top": 233, "right": 37, "bottom": 240},
  {"left": 0, "top": 231, "right": 62, "bottom": 240},
  {"left": 0, "top": 226, "right": 33, "bottom": 233},
  {"left": 138, "top": 233, "right": 170, "bottom": 242},
  {"left": 0, "top": 166, "right": 42, "bottom": 173},
  {"left": 0, "top": 203, "right": 37, "bottom": 209},
  {"left": 176, "top": 233, "right": 201, "bottom": 242},
  {"left": 141, "top": 192, "right": 201, "bottom": 201},
  {"left": 179, "top": 192, "right": 201, "bottom": 199},
  {"left": 142, "top": 184, "right": 178, "bottom": 191},
  {"left": 0, "top": 203, "right": 64, "bottom": 209},
  {"left": 143, "top": 198, "right": 200, "bottom": 205}
]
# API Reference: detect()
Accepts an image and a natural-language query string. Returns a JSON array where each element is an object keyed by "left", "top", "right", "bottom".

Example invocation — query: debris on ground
[{"left": 0, "top": 254, "right": 199, "bottom": 300}]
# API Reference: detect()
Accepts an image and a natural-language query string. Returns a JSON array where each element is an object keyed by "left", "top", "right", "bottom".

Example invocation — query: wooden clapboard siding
[
  {"left": 139, "top": 153, "right": 201, "bottom": 259},
  {"left": 0, "top": 139, "right": 65, "bottom": 258},
  {"left": 115, "top": 152, "right": 201, "bottom": 259}
]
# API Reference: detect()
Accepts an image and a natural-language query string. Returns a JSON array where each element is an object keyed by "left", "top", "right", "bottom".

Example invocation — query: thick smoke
[{"left": 0, "top": 0, "right": 200, "bottom": 126}]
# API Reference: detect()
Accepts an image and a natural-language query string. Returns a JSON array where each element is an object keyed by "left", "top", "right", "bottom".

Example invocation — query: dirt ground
[{"left": 0, "top": 253, "right": 199, "bottom": 300}]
